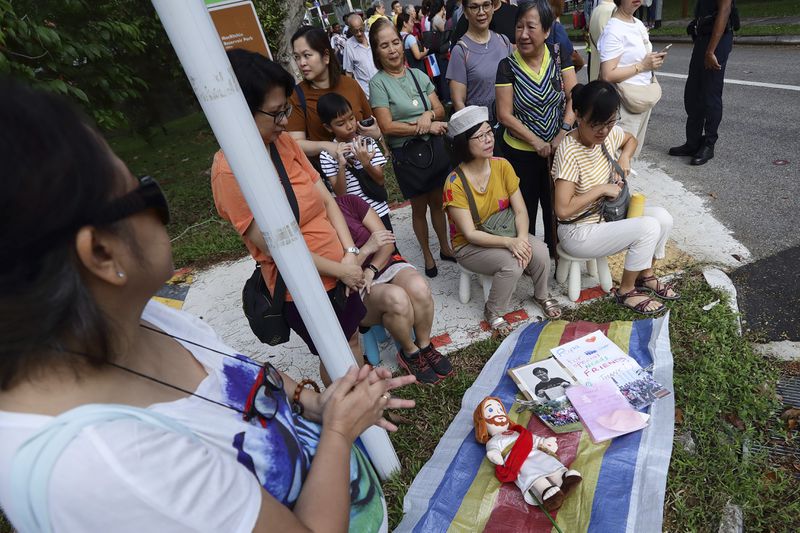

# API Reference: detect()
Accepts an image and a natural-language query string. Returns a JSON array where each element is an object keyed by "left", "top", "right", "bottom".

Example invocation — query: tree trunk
[{"left": 277, "top": 1, "right": 305, "bottom": 81}]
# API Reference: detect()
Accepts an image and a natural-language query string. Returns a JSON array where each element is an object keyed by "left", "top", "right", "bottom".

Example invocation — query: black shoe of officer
[
  {"left": 668, "top": 142, "right": 701, "bottom": 156},
  {"left": 690, "top": 144, "right": 715, "bottom": 166}
]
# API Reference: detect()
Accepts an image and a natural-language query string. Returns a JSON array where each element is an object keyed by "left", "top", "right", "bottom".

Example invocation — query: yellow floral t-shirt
[{"left": 443, "top": 157, "right": 520, "bottom": 250}]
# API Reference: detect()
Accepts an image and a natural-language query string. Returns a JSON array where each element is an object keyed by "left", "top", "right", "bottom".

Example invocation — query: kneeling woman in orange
[{"left": 443, "top": 106, "right": 562, "bottom": 337}]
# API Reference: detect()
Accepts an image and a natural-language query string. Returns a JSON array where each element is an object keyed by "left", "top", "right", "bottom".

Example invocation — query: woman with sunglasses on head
[
  {"left": 368, "top": 17, "right": 456, "bottom": 279},
  {"left": 287, "top": 27, "right": 383, "bottom": 162},
  {"left": 495, "top": 0, "right": 577, "bottom": 257},
  {"left": 212, "top": 49, "right": 373, "bottom": 385},
  {"left": 444, "top": 106, "right": 561, "bottom": 337},
  {"left": 552, "top": 81, "right": 678, "bottom": 315},
  {"left": 0, "top": 78, "right": 415, "bottom": 532}
]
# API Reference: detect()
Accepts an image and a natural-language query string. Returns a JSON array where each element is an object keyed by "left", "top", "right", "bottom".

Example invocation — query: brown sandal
[
  {"left": 613, "top": 288, "right": 666, "bottom": 315},
  {"left": 635, "top": 275, "right": 680, "bottom": 300}
]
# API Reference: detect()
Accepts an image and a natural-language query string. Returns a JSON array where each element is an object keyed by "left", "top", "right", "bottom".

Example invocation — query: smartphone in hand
[
  {"left": 660, "top": 43, "right": 672, "bottom": 54},
  {"left": 359, "top": 117, "right": 375, "bottom": 127}
]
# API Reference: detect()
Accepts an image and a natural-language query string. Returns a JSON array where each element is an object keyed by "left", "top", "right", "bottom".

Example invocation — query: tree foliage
[{"left": 0, "top": 0, "right": 191, "bottom": 131}]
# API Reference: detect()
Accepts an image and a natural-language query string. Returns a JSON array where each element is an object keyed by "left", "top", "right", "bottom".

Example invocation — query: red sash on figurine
[{"left": 495, "top": 424, "right": 533, "bottom": 482}]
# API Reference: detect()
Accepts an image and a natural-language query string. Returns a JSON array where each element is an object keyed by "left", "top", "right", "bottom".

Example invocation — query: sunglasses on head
[
  {"left": 92, "top": 175, "right": 171, "bottom": 227},
  {"left": 243, "top": 363, "right": 284, "bottom": 426}
]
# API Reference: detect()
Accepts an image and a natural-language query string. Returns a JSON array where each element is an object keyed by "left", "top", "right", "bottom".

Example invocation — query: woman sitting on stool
[
  {"left": 552, "top": 81, "right": 679, "bottom": 315},
  {"left": 444, "top": 106, "right": 562, "bottom": 337}
]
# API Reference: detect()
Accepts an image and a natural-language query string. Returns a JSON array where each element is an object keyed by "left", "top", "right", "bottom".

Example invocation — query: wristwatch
[
  {"left": 366, "top": 264, "right": 380, "bottom": 274},
  {"left": 345, "top": 246, "right": 360, "bottom": 255},
  {"left": 561, "top": 121, "right": 573, "bottom": 132}
]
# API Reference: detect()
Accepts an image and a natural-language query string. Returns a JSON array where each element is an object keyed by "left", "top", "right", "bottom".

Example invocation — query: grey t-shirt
[{"left": 446, "top": 31, "right": 512, "bottom": 121}]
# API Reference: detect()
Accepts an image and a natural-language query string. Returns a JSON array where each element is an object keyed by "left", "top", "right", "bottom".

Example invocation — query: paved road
[{"left": 579, "top": 43, "right": 800, "bottom": 261}]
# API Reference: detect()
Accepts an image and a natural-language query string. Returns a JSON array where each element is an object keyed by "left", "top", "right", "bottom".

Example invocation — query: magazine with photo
[
  {"left": 508, "top": 358, "right": 582, "bottom": 433},
  {"left": 550, "top": 330, "right": 669, "bottom": 410}
]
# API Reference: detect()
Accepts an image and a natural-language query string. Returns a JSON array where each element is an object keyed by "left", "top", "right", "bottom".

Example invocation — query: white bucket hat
[{"left": 447, "top": 105, "right": 489, "bottom": 138}]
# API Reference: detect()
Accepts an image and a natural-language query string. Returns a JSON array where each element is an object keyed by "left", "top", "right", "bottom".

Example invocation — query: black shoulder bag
[{"left": 241, "top": 144, "right": 300, "bottom": 345}]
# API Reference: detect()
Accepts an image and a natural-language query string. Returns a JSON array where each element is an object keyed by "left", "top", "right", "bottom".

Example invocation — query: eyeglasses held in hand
[{"left": 243, "top": 363, "right": 284, "bottom": 426}]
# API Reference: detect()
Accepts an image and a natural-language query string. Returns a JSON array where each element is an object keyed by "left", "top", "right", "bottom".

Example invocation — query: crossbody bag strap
[
  {"left": 600, "top": 142, "right": 627, "bottom": 184},
  {"left": 267, "top": 143, "right": 301, "bottom": 309},
  {"left": 454, "top": 166, "right": 482, "bottom": 229},
  {"left": 408, "top": 68, "right": 430, "bottom": 112}
]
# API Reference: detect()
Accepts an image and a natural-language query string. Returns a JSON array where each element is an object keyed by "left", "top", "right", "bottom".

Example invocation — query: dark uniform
[{"left": 670, "top": 0, "right": 735, "bottom": 165}]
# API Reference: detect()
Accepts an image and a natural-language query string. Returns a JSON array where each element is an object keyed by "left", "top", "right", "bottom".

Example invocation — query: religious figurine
[{"left": 473, "top": 396, "right": 582, "bottom": 511}]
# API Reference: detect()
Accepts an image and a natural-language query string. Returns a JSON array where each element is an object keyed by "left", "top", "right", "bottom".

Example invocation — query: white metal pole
[{"left": 150, "top": 0, "right": 400, "bottom": 479}]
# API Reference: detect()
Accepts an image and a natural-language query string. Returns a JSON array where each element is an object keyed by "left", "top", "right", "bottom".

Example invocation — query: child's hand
[
  {"left": 338, "top": 143, "right": 354, "bottom": 166},
  {"left": 353, "top": 136, "right": 376, "bottom": 166}
]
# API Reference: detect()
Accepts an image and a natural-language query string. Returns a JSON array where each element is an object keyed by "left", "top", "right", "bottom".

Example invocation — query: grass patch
[
  {"left": 385, "top": 270, "right": 800, "bottom": 531},
  {"left": 108, "top": 112, "right": 245, "bottom": 269}
]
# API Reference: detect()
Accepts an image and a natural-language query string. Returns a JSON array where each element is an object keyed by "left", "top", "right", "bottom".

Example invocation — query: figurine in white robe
[{"left": 473, "top": 396, "right": 582, "bottom": 511}]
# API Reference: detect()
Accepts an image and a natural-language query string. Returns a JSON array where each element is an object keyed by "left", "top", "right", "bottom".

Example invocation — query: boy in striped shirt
[{"left": 318, "top": 93, "right": 392, "bottom": 230}]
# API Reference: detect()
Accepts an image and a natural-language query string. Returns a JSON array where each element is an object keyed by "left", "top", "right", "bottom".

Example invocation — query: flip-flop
[
  {"left": 613, "top": 288, "right": 666, "bottom": 315},
  {"left": 635, "top": 275, "right": 680, "bottom": 300}
]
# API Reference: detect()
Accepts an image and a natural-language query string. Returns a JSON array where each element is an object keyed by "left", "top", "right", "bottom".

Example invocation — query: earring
[{"left": 117, "top": 272, "right": 125, "bottom": 278}]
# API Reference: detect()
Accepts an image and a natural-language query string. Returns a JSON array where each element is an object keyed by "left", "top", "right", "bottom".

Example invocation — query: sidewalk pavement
[{"left": 176, "top": 158, "right": 750, "bottom": 384}]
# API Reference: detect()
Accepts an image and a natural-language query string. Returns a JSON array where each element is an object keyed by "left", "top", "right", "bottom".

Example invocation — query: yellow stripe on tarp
[
  {"left": 151, "top": 296, "right": 184, "bottom": 310},
  {"left": 448, "top": 322, "right": 567, "bottom": 532},
  {"left": 554, "top": 320, "right": 635, "bottom": 532}
]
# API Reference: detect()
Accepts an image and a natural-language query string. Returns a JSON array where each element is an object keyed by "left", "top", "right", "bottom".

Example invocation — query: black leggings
[{"left": 501, "top": 141, "right": 556, "bottom": 256}]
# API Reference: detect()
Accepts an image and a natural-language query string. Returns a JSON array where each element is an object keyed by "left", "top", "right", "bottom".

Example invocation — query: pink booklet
[{"left": 565, "top": 382, "right": 650, "bottom": 443}]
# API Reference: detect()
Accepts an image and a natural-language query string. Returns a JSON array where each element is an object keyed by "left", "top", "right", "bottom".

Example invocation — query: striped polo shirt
[
  {"left": 495, "top": 46, "right": 572, "bottom": 151},
  {"left": 319, "top": 143, "right": 390, "bottom": 217},
  {"left": 552, "top": 126, "right": 625, "bottom": 225}
]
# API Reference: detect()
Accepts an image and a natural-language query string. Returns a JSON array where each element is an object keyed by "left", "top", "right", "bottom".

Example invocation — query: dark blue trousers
[{"left": 684, "top": 31, "right": 733, "bottom": 147}]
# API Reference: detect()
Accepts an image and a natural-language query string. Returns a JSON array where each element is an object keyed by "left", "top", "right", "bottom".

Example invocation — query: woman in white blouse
[{"left": 598, "top": 0, "right": 668, "bottom": 158}]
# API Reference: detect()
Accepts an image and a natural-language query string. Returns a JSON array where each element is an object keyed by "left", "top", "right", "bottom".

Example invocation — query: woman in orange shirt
[{"left": 211, "top": 49, "right": 368, "bottom": 384}]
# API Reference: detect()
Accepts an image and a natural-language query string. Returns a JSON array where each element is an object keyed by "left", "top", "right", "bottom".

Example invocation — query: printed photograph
[{"left": 510, "top": 358, "right": 575, "bottom": 402}]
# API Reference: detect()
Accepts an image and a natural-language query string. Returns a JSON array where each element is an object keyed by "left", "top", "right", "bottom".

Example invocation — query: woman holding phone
[{"left": 598, "top": 0, "right": 667, "bottom": 158}]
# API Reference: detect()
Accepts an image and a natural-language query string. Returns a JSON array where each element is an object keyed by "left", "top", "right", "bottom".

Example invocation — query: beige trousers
[{"left": 455, "top": 235, "right": 551, "bottom": 320}]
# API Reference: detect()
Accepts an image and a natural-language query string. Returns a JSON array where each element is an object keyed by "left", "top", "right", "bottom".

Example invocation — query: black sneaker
[
  {"left": 420, "top": 344, "right": 453, "bottom": 378},
  {"left": 397, "top": 349, "right": 439, "bottom": 385}
]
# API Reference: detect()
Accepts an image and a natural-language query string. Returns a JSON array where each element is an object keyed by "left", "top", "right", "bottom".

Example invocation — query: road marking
[{"left": 659, "top": 71, "right": 800, "bottom": 92}]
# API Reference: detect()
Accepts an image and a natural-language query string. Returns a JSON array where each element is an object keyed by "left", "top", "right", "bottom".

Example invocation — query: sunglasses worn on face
[
  {"left": 93, "top": 175, "right": 171, "bottom": 227},
  {"left": 243, "top": 363, "right": 284, "bottom": 426}
]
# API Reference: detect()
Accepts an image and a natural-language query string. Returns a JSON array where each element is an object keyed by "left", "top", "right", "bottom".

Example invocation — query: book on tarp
[
  {"left": 565, "top": 382, "right": 650, "bottom": 443},
  {"left": 507, "top": 358, "right": 582, "bottom": 434},
  {"left": 550, "top": 330, "right": 670, "bottom": 410}
]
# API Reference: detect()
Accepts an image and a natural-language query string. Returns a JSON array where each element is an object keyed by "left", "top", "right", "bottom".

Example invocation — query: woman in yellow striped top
[{"left": 553, "top": 81, "right": 679, "bottom": 315}]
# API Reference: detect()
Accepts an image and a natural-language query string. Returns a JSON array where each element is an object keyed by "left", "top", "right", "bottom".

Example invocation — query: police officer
[{"left": 669, "top": 0, "right": 736, "bottom": 166}]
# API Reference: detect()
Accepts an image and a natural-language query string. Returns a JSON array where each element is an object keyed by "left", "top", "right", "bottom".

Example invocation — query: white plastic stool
[
  {"left": 458, "top": 264, "right": 493, "bottom": 304},
  {"left": 555, "top": 244, "right": 613, "bottom": 302}
]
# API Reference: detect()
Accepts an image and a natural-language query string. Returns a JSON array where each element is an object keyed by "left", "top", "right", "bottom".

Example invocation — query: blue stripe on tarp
[
  {"left": 587, "top": 319, "right": 653, "bottom": 532},
  {"left": 412, "top": 321, "right": 547, "bottom": 533}
]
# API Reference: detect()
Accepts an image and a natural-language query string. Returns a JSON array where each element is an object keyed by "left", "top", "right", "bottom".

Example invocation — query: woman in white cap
[{"left": 444, "top": 106, "right": 562, "bottom": 336}]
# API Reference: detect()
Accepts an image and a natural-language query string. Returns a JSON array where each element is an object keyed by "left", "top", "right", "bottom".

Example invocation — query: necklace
[
  {"left": 394, "top": 68, "right": 421, "bottom": 107},
  {"left": 52, "top": 324, "right": 272, "bottom": 417},
  {"left": 465, "top": 30, "right": 490, "bottom": 49}
]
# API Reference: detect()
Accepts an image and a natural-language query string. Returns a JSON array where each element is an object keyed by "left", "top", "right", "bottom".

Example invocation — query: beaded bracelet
[{"left": 292, "top": 379, "right": 321, "bottom": 416}]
